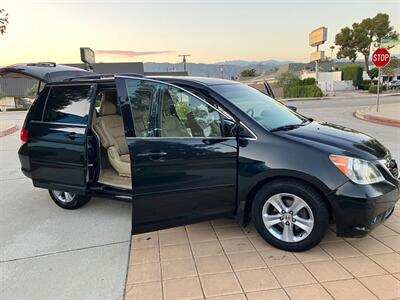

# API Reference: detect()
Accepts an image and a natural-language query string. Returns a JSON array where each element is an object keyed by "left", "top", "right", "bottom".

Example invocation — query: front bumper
[{"left": 328, "top": 179, "right": 399, "bottom": 237}]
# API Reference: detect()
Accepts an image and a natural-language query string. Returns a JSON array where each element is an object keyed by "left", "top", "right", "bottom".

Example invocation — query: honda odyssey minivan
[{"left": 1, "top": 63, "right": 398, "bottom": 251}]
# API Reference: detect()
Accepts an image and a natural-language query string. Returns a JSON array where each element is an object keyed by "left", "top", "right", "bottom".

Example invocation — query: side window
[
  {"left": 162, "top": 87, "right": 222, "bottom": 137},
  {"left": 127, "top": 83, "right": 157, "bottom": 137},
  {"left": 29, "top": 86, "right": 50, "bottom": 121},
  {"left": 123, "top": 79, "right": 223, "bottom": 138},
  {"left": 43, "top": 85, "right": 94, "bottom": 125}
]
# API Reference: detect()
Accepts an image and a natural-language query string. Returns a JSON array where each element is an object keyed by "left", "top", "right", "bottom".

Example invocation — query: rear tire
[
  {"left": 48, "top": 190, "right": 91, "bottom": 209},
  {"left": 251, "top": 179, "right": 329, "bottom": 252}
]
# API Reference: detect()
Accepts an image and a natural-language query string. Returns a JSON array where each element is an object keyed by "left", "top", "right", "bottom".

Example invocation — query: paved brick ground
[{"left": 125, "top": 203, "right": 400, "bottom": 300}]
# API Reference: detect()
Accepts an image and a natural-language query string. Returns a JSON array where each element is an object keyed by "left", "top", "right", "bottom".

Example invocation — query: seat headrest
[
  {"left": 100, "top": 101, "right": 117, "bottom": 115},
  {"left": 99, "top": 92, "right": 118, "bottom": 115}
]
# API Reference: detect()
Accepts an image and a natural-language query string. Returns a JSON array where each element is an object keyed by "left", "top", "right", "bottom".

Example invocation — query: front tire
[
  {"left": 251, "top": 179, "right": 329, "bottom": 252},
  {"left": 48, "top": 190, "right": 91, "bottom": 209}
]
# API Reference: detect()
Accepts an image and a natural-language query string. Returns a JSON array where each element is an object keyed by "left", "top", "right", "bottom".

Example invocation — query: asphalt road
[
  {"left": 0, "top": 95, "right": 399, "bottom": 299},
  {"left": 285, "top": 95, "right": 400, "bottom": 162},
  {"left": 284, "top": 93, "right": 400, "bottom": 109}
]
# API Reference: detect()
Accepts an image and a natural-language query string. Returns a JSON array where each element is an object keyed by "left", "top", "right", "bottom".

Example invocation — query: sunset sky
[{"left": 0, "top": 0, "right": 399, "bottom": 66}]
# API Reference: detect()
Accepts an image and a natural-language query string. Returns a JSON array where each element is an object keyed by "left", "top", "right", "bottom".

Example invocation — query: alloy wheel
[
  {"left": 52, "top": 190, "right": 76, "bottom": 203},
  {"left": 262, "top": 193, "right": 314, "bottom": 243}
]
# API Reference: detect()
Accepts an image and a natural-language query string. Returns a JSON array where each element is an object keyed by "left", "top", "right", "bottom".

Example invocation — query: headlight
[{"left": 329, "top": 155, "right": 385, "bottom": 185}]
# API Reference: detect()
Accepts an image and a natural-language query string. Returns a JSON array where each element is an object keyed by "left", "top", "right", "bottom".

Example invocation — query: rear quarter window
[
  {"left": 28, "top": 86, "right": 50, "bottom": 122},
  {"left": 43, "top": 85, "right": 94, "bottom": 125}
]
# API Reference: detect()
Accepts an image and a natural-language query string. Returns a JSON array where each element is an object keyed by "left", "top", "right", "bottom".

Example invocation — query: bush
[
  {"left": 368, "top": 85, "right": 387, "bottom": 94},
  {"left": 240, "top": 68, "right": 258, "bottom": 77},
  {"left": 276, "top": 71, "right": 301, "bottom": 87},
  {"left": 301, "top": 78, "right": 316, "bottom": 85},
  {"left": 283, "top": 85, "right": 323, "bottom": 98},
  {"left": 359, "top": 80, "right": 371, "bottom": 90},
  {"left": 340, "top": 64, "right": 363, "bottom": 87}
]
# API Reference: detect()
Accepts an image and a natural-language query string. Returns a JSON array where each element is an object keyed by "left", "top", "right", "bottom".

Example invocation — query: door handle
[{"left": 66, "top": 132, "right": 78, "bottom": 140}]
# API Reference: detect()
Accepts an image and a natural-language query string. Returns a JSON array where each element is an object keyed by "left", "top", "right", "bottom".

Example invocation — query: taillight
[{"left": 20, "top": 129, "right": 28, "bottom": 143}]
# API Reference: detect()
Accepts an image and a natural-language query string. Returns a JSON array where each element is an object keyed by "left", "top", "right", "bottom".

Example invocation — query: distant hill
[
  {"left": 216, "top": 59, "right": 296, "bottom": 67},
  {"left": 144, "top": 59, "right": 295, "bottom": 78}
]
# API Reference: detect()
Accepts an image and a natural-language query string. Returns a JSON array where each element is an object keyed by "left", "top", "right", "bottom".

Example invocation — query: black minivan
[{"left": 1, "top": 63, "right": 399, "bottom": 251}]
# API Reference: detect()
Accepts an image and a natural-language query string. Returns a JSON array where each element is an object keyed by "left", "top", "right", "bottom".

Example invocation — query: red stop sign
[{"left": 372, "top": 48, "right": 391, "bottom": 68}]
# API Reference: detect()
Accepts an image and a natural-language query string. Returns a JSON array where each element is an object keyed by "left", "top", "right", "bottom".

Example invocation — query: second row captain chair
[{"left": 94, "top": 91, "right": 131, "bottom": 177}]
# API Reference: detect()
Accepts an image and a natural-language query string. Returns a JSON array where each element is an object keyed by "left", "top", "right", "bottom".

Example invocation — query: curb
[
  {"left": 354, "top": 111, "right": 400, "bottom": 127},
  {"left": 0, "top": 124, "right": 19, "bottom": 137}
]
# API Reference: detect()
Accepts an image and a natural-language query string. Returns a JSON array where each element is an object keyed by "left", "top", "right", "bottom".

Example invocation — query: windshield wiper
[{"left": 270, "top": 119, "right": 311, "bottom": 132}]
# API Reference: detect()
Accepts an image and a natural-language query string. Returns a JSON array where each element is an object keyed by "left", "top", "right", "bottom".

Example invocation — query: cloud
[{"left": 95, "top": 49, "right": 174, "bottom": 58}]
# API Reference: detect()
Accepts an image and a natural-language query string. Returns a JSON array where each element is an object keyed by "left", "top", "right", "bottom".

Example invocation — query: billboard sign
[
  {"left": 80, "top": 47, "right": 95, "bottom": 65},
  {"left": 309, "top": 27, "right": 327, "bottom": 47},
  {"left": 310, "top": 51, "right": 325, "bottom": 62}
]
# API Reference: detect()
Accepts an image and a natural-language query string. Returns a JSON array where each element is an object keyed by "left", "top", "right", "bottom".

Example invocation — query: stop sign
[{"left": 372, "top": 48, "right": 391, "bottom": 68}]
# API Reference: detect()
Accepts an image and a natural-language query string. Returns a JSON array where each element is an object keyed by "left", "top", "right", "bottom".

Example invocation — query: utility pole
[
  {"left": 315, "top": 45, "right": 319, "bottom": 81},
  {"left": 220, "top": 65, "right": 224, "bottom": 79},
  {"left": 178, "top": 54, "right": 191, "bottom": 73},
  {"left": 330, "top": 45, "right": 335, "bottom": 60}
]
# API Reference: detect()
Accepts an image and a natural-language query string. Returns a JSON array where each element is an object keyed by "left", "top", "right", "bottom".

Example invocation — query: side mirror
[
  {"left": 288, "top": 105, "right": 297, "bottom": 112},
  {"left": 223, "top": 119, "right": 237, "bottom": 137}
]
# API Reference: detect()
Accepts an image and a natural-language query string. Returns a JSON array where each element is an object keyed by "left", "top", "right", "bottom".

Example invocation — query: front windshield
[{"left": 213, "top": 84, "right": 307, "bottom": 130}]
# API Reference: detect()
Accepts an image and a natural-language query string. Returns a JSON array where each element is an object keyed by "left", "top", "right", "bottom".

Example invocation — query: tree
[
  {"left": 24, "top": 83, "right": 39, "bottom": 98},
  {"left": 335, "top": 27, "right": 357, "bottom": 62},
  {"left": 335, "top": 13, "right": 398, "bottom": 71},
  {"left": 368, "top": 67, "right": 379, "bottom": 80},
  {"left": 240, "top": 68, "right": 258, "bottom": 77},
  {"left": 353, "top": 20, "right": 374, "bottom": 72},
  {"left": 373, "top": 13, "right": 398, "bottom": 47},
  {"left": 276, "top": 71, "right": 301, "bottom": 87},
  {"left": 381, "top": 57, "right": 400, "bottom": 76},
  {"left": 0, "top": 9, "right": 9, "bottom": 35}
]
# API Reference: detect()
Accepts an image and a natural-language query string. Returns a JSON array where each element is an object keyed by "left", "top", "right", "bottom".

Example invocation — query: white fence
[{"left": 301, "top": 71, "right": 355, "bottom": 92}]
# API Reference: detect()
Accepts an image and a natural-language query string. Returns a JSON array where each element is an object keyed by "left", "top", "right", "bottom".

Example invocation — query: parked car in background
[
  {"left": 1, "top": 63, "right": 399, "bottom": 252},
  {"left": 388, "top": 79, "right": 400, "bottom": 89}
]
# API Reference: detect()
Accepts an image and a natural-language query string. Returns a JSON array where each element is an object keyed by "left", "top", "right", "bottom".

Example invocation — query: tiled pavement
[{"left": 125, "top": 204, "right": 400, "bottom": 300}]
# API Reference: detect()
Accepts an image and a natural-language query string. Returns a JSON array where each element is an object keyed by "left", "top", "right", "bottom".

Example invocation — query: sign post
[
  {"left": 309, "top": 27, "right": 327, "bottom": 81},
  {"left": 371, "top": 48, "right": 390, "bottom": 112},
  {"left": 80, "top": 47, "right": 95, "bottom": 72}
]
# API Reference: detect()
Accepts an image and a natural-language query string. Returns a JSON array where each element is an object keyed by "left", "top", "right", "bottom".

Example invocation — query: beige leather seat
[{"left": 94, "top": 92, "right": 131, "bottom": 177}]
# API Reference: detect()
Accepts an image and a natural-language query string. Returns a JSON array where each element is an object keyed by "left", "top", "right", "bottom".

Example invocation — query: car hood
[{"left": 281, "top": 121, "right": 389, "bottom": 160}]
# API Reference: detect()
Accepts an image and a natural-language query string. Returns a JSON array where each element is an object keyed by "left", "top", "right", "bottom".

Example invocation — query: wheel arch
[{"left": 237, "top": 172, "right": 335, "bottom": 226}]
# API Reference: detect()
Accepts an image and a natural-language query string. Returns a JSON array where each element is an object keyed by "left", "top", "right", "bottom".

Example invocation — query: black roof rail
[
  {"left": 26, "top": 62, "right": 57, "bottom": 67},
  {"left": 64, "top": 73, "right": 145, "bottom": 82}
]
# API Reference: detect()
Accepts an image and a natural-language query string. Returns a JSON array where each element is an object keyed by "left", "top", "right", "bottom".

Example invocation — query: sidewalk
[
  {"left": 125, "top": 211, "right": 400, "bottom": 300},
  {"left": 355, "top": 102, "right": 400, "bottom": 127},
  {"left": 0, "top": 122, "right": 18, "bottom": 137}
]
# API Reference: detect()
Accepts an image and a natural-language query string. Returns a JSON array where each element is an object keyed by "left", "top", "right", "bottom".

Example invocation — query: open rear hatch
[{"left": 0, "top": 62, "right": 96, "bottom": 83}]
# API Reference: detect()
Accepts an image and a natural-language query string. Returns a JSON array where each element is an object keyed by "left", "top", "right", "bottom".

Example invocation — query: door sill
[{"left": 98, "top": 167, "right": 132, "bottom": 190}]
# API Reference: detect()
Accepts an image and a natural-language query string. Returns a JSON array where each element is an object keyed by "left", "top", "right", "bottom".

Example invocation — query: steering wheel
[{"left": 246, "top": 108, "right": 254, "bottom": 117}]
